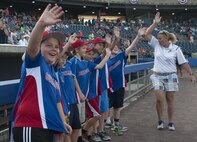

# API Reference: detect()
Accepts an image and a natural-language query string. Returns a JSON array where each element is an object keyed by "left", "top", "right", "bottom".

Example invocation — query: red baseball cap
[
  {"left": 41, "top": 31, "right": 66, "bottom": 45},
  {"left": 71, "top": 39, "right": 89, "bottom": 49},
  {"left": 86, "top": 47, "right": 98, "bottom": 53},
  {"left": 92, "top": 37, "right": 105, "bottom": 44}
]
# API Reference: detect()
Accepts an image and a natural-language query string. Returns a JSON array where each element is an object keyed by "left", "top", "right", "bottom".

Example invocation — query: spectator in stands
[
  {"left": 0, "top": 19, "right": 9, "bottom": 43},
  {"left": 145, "top": 12, "right": 196, "bottom": 131},
  {"left": 12, "top": 4, "right": 72, "bottom": 142},
  {"left": 18, "top": 34, "right": 29, "bottom": 46}
]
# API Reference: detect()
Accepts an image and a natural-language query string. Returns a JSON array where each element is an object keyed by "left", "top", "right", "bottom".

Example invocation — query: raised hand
[
  {"left": 113, "top": 26, "right": 120, "bottom": 38},
  {"left": 154, "top": 12, "right": 162, "bottom": 24},
  {"left": 39, "top": 4, "right": 64, "bottom": 26},
  {"left": 68, "top": 33, "right": 78, "bottom": 45},
  {"left": 105, "top": 47, "right": 111, "bottom": 55},
  {"left": 138, "top": 27, "right": 147, "bottom": 37},
  {"left": 105, "top": 33, "right": 112, "bottom": 45}
]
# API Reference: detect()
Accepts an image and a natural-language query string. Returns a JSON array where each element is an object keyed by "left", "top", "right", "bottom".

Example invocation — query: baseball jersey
[
  {"left": 57, "top": 70, "right": 70, "bottom": 115},
  {"left": 94, "top": 56, "right": 110, "bottom": 91},
  {"left": 60, "top": 61, "right": 77, "bottom": 105},
  {"left": 10, "top": 63, "right": 26, "bottom": 122},
  {"left": 87, "top": 68, "right": 100, "bottom": 100},
  {"left": 108, "top": 51, "right": 127, "bottom": 92},
  {"left": 149, "top": 36, "right": 187, "bottom": 73},
  {"left": 14, "top": 51, "right": 65, "bottom": 133},
  {"left": 70, "top": 56, "right": 96, "bottom": 103}
]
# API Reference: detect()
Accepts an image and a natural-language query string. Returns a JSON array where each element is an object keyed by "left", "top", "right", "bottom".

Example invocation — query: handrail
[
  {"left": 0, "top": 79, "right": 20, "bottom": 106},
  {"left": 0, "top": 62, "right": 154, "bottom": 106}
]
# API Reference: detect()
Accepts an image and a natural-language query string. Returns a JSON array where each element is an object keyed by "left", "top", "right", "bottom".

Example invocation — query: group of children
[{"left": 10, "top": 4, "right": 146, "bottom": 142}]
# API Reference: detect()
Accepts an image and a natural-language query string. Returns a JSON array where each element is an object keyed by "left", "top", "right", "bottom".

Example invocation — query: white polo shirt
[{"left": 149, "top": 36, "right": 187, "bottom": 73}]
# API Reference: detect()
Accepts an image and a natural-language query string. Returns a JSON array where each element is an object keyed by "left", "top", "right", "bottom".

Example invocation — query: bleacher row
[{"left": 55, "top": 24, "right": 197, "bottom": 57}]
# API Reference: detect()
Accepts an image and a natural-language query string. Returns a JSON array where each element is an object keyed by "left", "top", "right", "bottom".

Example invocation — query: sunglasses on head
[{"left": 159, "top": 30, "right": 168, "bottom": 36}]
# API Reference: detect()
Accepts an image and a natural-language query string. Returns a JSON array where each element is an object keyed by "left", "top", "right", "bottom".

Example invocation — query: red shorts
[{"left": 86, "top": 96, "right": 101, "bottom": 119}]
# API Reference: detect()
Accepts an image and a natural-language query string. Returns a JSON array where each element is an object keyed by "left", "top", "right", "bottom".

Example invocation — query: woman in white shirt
[{"left": 145, "top": 12, "right": 196, "bottom": 131}]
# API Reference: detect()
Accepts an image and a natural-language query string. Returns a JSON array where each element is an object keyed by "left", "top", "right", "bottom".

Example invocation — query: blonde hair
[{"left": 159, "top": 30, "right": 177, "bottom": 44}]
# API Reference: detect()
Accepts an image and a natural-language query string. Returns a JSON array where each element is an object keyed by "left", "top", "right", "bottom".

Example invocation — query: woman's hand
[
  {"left": 154, "top": 12, "right": 162, "bottom": 24},
  {"left": 138, "top": 27, "right": 147, "bottom": 37}
]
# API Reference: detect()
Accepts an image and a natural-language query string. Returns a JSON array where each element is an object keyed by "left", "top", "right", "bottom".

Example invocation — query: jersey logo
[
  {"left": 79, "top": 69, "right": 90, "bottom": 76},
  {"left": 109, "top": 60, "right": 121, "bottom": 72},
  {"left": 45, "top": 72, "right": 60, "bottom": 90}
]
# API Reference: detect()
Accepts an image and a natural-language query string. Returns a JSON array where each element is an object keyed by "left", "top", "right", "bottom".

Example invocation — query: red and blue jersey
[
  {"left": 70, "top": 56, "right": 96, "bottom": 103},
  {"left": 10, "top": 63, "right": 26, "bottom": 122},
  {"left": 108, "top": 51, "right": 127, "bottom": 92},
  {"left": 94, "top": 56, "right": 110, "bottom": 91},
  {"left": 87, "top": 68, "right": 100, "bottom": 100},
  {"left": 14, "top": 52, "right": 65, "bottom": 133},
  {"left": 57, "top": 70, "right": 70, "bottom": 115},
  {"left": 60, "top": 61, "right": 77, "bottom": 105}
]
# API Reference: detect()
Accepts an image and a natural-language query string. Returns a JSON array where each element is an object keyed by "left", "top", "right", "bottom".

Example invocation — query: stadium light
[
  {"left": 38, "top": 8, "right": 41, "bottom": 11},
  {"left": 106, "top": 7, "right": 109, "bottom": 9},
  {"left": 118, "top": 12, "right": 121, "bottom": 15},
  {"left": 156, "top": 8, "right": 159, "bottom": 11},
  {"left": 133, "top": 8, "right": 136, "bottom": 10},
  {"left": 9, "top": 5, "right": 13, "bottom": 8},
  {"left": 185, "top": 8, "right": 188, "bottom": 11},
  {"left": 32, "top": 1, "right": 35, "bottom": 3},
  {"left": 172, "top": 13, "right": 175, "bottom": 15},
  {"left": 83, "top": 5, "right": 86, "bottom": 8},
  {"left": 92, "top": 11, "right": 95, "bottom": 14},
  {"left": 65, "top": 10, "right": 68, "bottom": 13}
]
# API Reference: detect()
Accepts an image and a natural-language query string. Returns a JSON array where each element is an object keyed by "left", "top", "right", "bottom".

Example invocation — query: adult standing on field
[{"left": 145, "top": 12, "right": 196, "bottom": 131}]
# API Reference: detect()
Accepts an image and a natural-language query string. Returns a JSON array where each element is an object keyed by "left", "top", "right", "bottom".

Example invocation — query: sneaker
[
  {"left": 91, "top": 133, "right": 102, "bottom": 142},
  {"left": 105, "top": 122, "right": 113, "bottom": 128},
  {"left": 99, "top": 132, "right": 111, "bottom": 141},
  {"left": 167, "top": 122, "right": 175, "bottom": 131},
  {"left": 111, "top": 126, "right": 123, "bottom": 136},
  {"left": 117, "top": 124, "right": 128, "bottom": 132},
  {"left": 157, "top": 120, "right": 164, "bottom": 130}
]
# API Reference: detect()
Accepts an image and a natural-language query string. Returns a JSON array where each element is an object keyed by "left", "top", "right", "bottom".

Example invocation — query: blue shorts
[{"left": 99, "top": 89, "right": 109, "bottom": 113}]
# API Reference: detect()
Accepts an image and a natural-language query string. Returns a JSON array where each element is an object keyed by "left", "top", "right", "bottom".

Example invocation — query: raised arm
[
  {"left": 95, "top": 48, "right": 111, "bottom": 69},
  {"left": 109, "top": 26, "right": 120, "bottom": 51},
  {"left": 59, "top": 33, "right": 78, "bottom": 57},
  {"left": 125, "top": 27, "right": 146, "bottom": 56},
  {"left": 145, "top": 12, "right": 161, "bottom": 42},
  {"left": 27, "top": 4, "right": 64, "bottom": 59}
]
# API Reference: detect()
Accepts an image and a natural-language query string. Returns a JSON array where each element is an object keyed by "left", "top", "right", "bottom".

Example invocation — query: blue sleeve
[
  {"left": 93, "top": 56, "right": 102, "bottom": 64},
  {"left": 88, "top": 62, "right": 97, "bottom": 72},
  {"left": 122, "top": 51, "right": 127, "bottom": 66},
  {"left": 69, "top": 58, "right": 77, "bottom": 75},
  {"left": 25, "top": 51, "right": 42, "bottom": 68},
  {"left": 56, "top": 91, "right": 61, "bottom": 103}
]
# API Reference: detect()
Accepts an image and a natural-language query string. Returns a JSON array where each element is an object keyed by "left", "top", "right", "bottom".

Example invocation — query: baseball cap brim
[
  {"left": 41, "top": 31, "right": 66, "bottom": 45},
  {"left": 86, "top": 47, "right": 99, "bottom": 54}
]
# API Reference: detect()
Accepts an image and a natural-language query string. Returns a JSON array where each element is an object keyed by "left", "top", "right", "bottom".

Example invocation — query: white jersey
[{"left": 149, "top": 36, "right": 187, "bottom": 73}]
